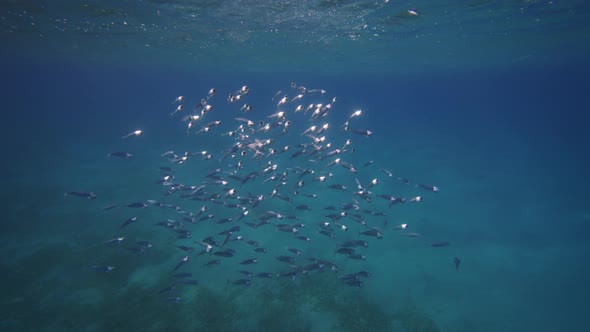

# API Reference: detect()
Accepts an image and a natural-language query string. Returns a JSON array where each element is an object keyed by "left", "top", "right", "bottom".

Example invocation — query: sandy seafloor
[{"left": 0, "top": 58, "right": 589, "bottom": 332}]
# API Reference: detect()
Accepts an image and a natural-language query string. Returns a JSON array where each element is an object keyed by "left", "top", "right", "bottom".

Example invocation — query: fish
[
  {"left": 379, "top": 168, "right": 393, "bottom": 177},
  {"left": 342, "top": 202, "right": 359, "bottom": 211},
  {"left": 278, "top": 271, "right": 298, "bottom": 280},
  {"left": 240, "top": 258, "right": 258, "bottom": 265},
  {"left": 347, "top": 253, "right": 366, "bottom": 260},
  {"left": 239, "top": 86, "right": 249, "bottom": 95},
  {"left": 295, "top": 204, "right": 312, "bottom": 211},
  {"left": 158, "top": 285, "right": 176, "bottom": 294},
  {"left": 176, "top": 246, "right": 194, "bottom": 253},
  {"left": 212, "top": 250, "right": 234, "bottom": 257},
  {"left": 338, "top": 273, "right": 360, "bottom": 281},
  {"left": 341, "top": 240, "right": 368, "bottom": 248},
  {"left": 240, "top": 104, "right": 252, "bottom": 113},
  {"left": 65, "top": 191, "right": 97, "bottom": 200},
  {"left": 219, "top": 226, "right": 240, "bottom": 236},
  {"left": 393, "top": 223, "right": 408, "bottom": 230},
  {"left": 335, "top": 247, "right": 355, "bottom": 255},
  {"left": 431, "top": 241, "right": 451, "bottom": 247},
  {"left": 205, "top": 259, "right": 221, "bottom": 267},
  {"left": 256, "top": 272, "right": 274, "bottom": 278},
  {"left": 303, "top": 263, "right": 323, "bottom": 272},
  {"left": 328, "top": 184, "right": 347, "bottom": 191},
  {"left": 121, "top": 129, "right": 142, "bottom": 139},
  {"left": 296, "top": 236, "right": 311, "bottom": 242},
  {"left": 105, "top": 237, "right": 125, "bottom": 244},
  {"left": 159, "top": 166, "right": 174, "bottom": 173},
  {"left": 126, "top": 202, "right": 148, "bottom": 208},
  {"left": 388, "top": 197, "right": 406, "bottom": 207},
  {"left": 254, "top": 247, "right": 267, "bottom": 253},
  {"left": 408, "top": 196, "right": 423, "bottom": 203},
  {"left": 272, "top": 90, "right": 283, "bottom": 100},
  {"left": 397, "top": 177, "right": 410, "bottom": 184},
  {"left": 103, "top": 204, "right": 119, "bottom": 210},
  {"left": 107, "top": 152, "right": 133, "bottom": 158},
  {"left": 216, "top": 217, "right": 234, "bottom": 224},
  {"left": 277, "top": 96, "right": 289, "bottom": 107},
  {"left": 90, "top": 265, "right": 115, "bottom": 272},
  {"left": 276, "top": 256, "right": 295, "bottom": 264},
  {"left": 174, "top": 279, "right": 199, "bottom": 286},
  {"left": 417, "top": 184, "right": 440, "bottom": 192},
  {"left": 119, "top": 216, "right": 138, "bottom": 229},
  {"left": 232, "top": 279, "right": 251, "bottom": 286},
  {"left": 170, "top": 105, "right": 184, "bottom": 115},
  {"left": 318, "top": 230, "right": 335, "bottom": 238},
  {"left": 352, "top": 129, "right": 373, "bottom": 137},
  {"left": 173, "top": 256, "right": 189, "bottom": 271},
  {"left": 359, "top": 228, "right": 383, "bottom": 239},
  {"left": 343, "top": 279, "right": 363, "bottom": 287},
  {"left": 198, "top": 214, "right": 215, "bottom": 222}
]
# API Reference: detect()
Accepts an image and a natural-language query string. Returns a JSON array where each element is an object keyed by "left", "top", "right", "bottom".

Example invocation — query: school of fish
[{"left": 67, "top": 82, "right": 454, "bottom": 304}]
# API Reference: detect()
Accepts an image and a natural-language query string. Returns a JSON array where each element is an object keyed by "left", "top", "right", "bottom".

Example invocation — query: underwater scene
[{"left": 1, "top": 1, "right": 589, "bottom": 331}]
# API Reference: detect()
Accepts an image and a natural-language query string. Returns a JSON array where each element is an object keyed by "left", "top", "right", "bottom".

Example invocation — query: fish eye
[{"left": 241, "top": 151, "right": 247, "bottom": 156}]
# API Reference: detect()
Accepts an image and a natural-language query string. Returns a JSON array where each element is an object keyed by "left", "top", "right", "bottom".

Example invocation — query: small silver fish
[{"left": 65, "top": 191, "right": 97, "bottom": 200}]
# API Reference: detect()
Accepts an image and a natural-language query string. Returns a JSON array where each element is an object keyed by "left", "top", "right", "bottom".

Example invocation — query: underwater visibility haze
[{"left": 1, "top": 1, "right": 590, "bottom": 331}]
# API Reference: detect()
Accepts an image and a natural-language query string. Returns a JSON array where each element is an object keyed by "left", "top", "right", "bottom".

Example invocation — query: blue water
[{"left": 2, "top": 1, "right": 590, "bottom": 331}]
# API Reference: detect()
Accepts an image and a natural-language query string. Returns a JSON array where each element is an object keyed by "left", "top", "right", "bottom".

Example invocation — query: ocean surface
[{"left": 1, "top": 1, "right": 589, "bottom": 331}]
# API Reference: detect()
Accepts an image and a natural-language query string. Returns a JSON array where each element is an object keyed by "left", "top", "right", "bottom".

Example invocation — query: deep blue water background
[{"left": 1, "top": 55, "right": 589, "bottom": 331}]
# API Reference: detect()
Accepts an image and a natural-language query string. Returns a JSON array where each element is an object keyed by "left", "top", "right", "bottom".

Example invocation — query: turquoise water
[{"left": 1, "top": 1, "right": 589, "bottom": 331}]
